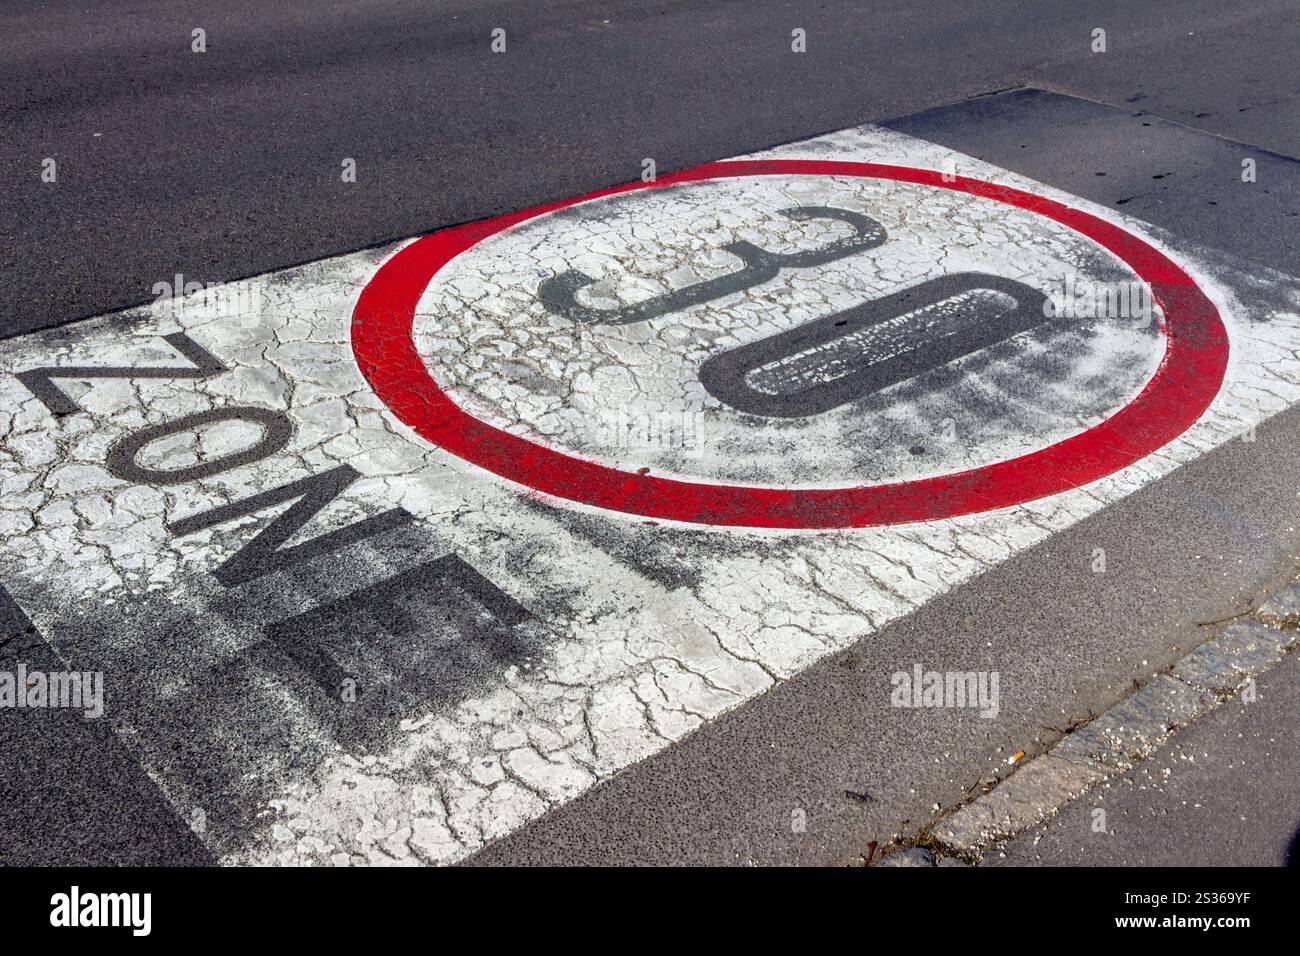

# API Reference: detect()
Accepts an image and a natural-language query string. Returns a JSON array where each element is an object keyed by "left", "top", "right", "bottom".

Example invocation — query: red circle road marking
[{"left": 351, "top": 160, "right": 1229, "bottom": 530}]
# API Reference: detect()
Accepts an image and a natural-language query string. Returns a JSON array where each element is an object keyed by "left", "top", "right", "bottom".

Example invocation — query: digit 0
[{"left": 698, "top": 272, "right": 1050, "bottom": 418}]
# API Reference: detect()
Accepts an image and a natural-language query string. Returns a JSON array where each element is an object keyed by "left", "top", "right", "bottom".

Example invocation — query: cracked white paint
[
  {"left": 416, "top": 166, "right": 1160, "bottom": 485},
  {"left": 2, "top": 125, "right": 1300, "bottom": 866}
]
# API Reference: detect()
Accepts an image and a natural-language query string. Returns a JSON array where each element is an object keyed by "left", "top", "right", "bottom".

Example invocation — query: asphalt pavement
[
  {"left": 4, "top": 0, "right": 1298, "bottom": 335},
  {"left": 995, "top": 657, "right": 1300, "bottom": 867}
]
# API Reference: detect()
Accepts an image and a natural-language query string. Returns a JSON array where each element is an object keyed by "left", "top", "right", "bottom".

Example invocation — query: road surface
[{"left": 1, "top": 0, "right": 1298, "bottom": 866}]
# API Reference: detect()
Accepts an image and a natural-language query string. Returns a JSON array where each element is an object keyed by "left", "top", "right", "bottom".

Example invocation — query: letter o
[{"left": 107, "top": 406, "right": 292, "bottom": 484}]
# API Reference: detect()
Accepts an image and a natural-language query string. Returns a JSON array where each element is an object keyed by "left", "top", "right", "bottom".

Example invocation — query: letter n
[{"left": 169, "top": 465, "right": 412, "bottom": 586}]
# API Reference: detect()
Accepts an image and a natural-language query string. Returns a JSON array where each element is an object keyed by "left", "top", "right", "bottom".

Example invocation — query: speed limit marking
[
  {"left": 352, "top": 160, "right": 1228, "bottom": 529},
  {"left": 8, "top": 118, "right": 1289, "bottom": 868}
]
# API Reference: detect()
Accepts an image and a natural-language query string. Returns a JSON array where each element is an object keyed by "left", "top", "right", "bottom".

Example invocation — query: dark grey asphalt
[
  {"left": 3, "top": 1, "right": 1299, "bottom": 867},
  {"left": 0, "top": 587, "right": 213, "bottom": 865},
  {"left": 994, "top": 657, "right": 1300, "bottom": 867},
  {"left": 3, "top": 0, "right": 1298, "bottom": 337}
]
